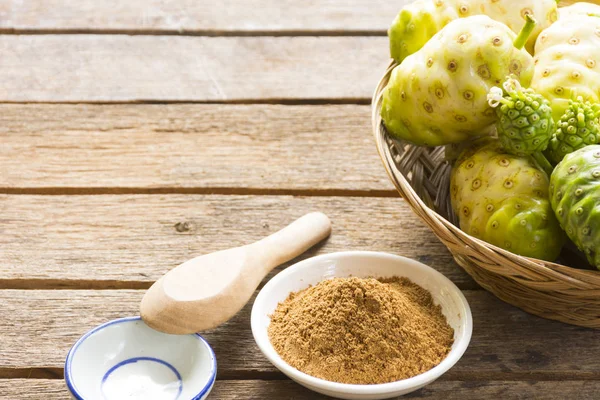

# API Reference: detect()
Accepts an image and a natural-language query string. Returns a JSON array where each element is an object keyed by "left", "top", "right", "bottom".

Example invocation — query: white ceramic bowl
[
  {"left": 65, "top": 316, "right": 216, "bottom": 400},
  {"left": 251, "top": 251, "right": 472, "bottom": 400}
]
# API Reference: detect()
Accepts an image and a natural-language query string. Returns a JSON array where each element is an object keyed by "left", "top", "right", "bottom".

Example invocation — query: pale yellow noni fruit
[
  {"left": 476, "top": 0, "right": 557, "bottom": 54},
  {"left": 556, "top": 2, "right": 600, "bottom": 20},
  {"left": 382, "top": 15, "right": 534, "bottom": 146},
  {"left": 531, "top": 4, "right": 600, "bottom": 120},
  {"left": 389, "top": 0, "right": 557, "bottom": 62}
]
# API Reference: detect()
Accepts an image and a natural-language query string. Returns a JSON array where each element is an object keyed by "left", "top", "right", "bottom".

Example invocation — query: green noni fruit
[
  {"left": 451, "top": 139, "right": 565, "bottom": 261},
  {"left": 550, "top": 145, "right": 600, "bottom": 269},
  {"left": 547, "top": 97, "right": 600, "bottom": 165},
  {"left": 488, "top": 76, "right": 554, "bottom": 156}
]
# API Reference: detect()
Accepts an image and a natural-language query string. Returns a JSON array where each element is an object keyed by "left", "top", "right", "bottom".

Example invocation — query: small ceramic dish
[
  {"left": 65, "top": 316, "right": 216, "bottom": 400},
  {"left": 251, "top": 251, "right": 472, "bottom": 400}
]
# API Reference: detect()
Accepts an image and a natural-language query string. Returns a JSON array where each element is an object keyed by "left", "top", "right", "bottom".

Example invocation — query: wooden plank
[
  {"left": 0, "top": 381, "right": 67, "bottom": 398},
  {"left": 0, "top": 1, "right": 589, "bottom": 35},
  {"left": 0, "top": 194, "right": 471, "bottom": 287},
  {"left": 0, "top": 104, "right": 391, "bottom": 192},
  {"left": 0, "top": 36, "right": 388, "bottom": 102},
  {"left": 2, "top": 380, "right": 600, "bottom": 400},
  {"left": 2, "top": 289, "right": 600, "bottom": 379},
  {"left": 0, "top": 1, "right": 586, "bottom": 35},
  {"left": 0, "top": 1, "right": 401, "bottom": 34}
]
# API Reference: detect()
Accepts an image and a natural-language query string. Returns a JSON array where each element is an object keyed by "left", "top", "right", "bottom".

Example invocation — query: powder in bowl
[{"left": 267, "top": 276, "right": 454, "bottom": 385}]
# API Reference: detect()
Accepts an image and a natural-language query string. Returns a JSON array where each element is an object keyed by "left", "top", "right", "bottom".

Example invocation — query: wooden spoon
[{"left": 140, "top": 212, "right": 331, "bottom": 334}]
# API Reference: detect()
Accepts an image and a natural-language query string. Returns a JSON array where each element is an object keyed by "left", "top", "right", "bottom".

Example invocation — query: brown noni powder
[{"left": 267, "top": 276, "right": 454, "bottom": 384}]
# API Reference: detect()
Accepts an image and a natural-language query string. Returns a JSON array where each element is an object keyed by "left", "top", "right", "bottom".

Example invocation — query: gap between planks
[
  {"left": 0, "top": 28, "right": 387, "bottom": 37},
  {"left": 4, "top": 368, "right": 600, "bottom": 382},
  {"left": 0, "top": 367, "right": 284, "bottom": 380},
  {"left": 0, "top": 187, "right": 398, "bottom": 197},
  {"left": 0, "top": 278, "right": 482, "bottom": 291},
  {"left": 0, "top": 98, "right": 373, "bottom": 105}
]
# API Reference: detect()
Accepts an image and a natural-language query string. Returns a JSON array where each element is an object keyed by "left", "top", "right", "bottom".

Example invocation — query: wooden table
[{"left": 1, "top": 1, "right": 599, "bottom": 398}]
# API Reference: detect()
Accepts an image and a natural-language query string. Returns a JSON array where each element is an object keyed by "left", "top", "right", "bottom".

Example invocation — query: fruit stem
[
  {"left": 532, "top": 152, "right": 553, "bottom": 176},
  {"left": 514, "top": 14, "right": 537, "bottom": 50}
]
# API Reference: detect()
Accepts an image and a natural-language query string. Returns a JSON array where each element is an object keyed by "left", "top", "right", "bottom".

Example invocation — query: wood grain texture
[
  {"left": 0, "top": 36, "right": 388, "bottom": 102},
  {"left": 2, "top": 380, "right": 600, "bottom": 400},
  {"left": 0, "top": 194, "right": 471, "bottom": 287},
  {"left": 0, "top": 0, "right": 402, "bottom": 34},
  {"left": 3, "top": 289, "right": 600, "bottom": 379},
  {"left": 0, "top": 104, "right": 391, "bottom": 192}
]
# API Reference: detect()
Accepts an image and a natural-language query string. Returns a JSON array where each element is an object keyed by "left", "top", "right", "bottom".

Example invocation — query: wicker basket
[{"left": 372, "top": 59, "right": 600, "bottom": 328}]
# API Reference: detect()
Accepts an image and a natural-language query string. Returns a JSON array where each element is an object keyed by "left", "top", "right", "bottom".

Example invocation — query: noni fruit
[
  {"left": 389, "top": 0, "right": 557, "bottom": 63},
  {"left": 532, "top": 4, "right": 600, "bottom": 119},
  {"left": 488, "top": 76, "right": 554, "bottom": 156},
  {"left": 547, "top": 97, "right": 600, "bottom": 164},
  {"left": 487, "top": 76, "right": 554, "bottom": 174},
  {"left": 451, "top": 139, "right": 565, "bottom": 261},
  {"left": 550, "top": 145, "right": 600, "bottom": 269},
  {"left": 557, "top": 2, "right": 600, "bottom": 19},
  {"left": 381, "top": 15, "right": 535, "bottom": 147}
]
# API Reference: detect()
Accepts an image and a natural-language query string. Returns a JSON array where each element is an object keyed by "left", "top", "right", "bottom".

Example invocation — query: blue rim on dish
[
  {"left": 64, "top": 316, "right": 217, "bottom": 400},
  {"left": 101, "top": 356, "right": 184, "bottom": 398}
]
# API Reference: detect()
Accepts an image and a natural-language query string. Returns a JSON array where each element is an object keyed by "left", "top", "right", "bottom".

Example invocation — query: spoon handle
[{"left": 250, "top": 212, "right": 331, "bottom": 274}]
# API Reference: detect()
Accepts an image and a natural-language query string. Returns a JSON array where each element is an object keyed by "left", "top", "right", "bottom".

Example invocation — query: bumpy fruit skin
[
  {"left": 532, "top": 4, "right": 600, "bottom": 120},
  {"left": 389, "top": 0, "right": 557, "bottom": 63},
  {"left": 547, "top": 97, "right": 600, "bottom": 164},
  {"left": 550, "top": 145, "right": 600, "bottom": 269},
  {"left": 451, "top": 140, "right": 565, "bottom": 261},
  {"left": 488, "top": 76, "right": 554, "bottom": 156},
  {"left": 381, "top": 15, "right": 534, "bottom": 147}
]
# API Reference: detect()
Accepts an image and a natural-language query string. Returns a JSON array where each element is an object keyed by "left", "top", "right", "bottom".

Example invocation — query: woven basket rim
[{"left": 372, "top": 60, "right": 600, "bottom": 290}]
